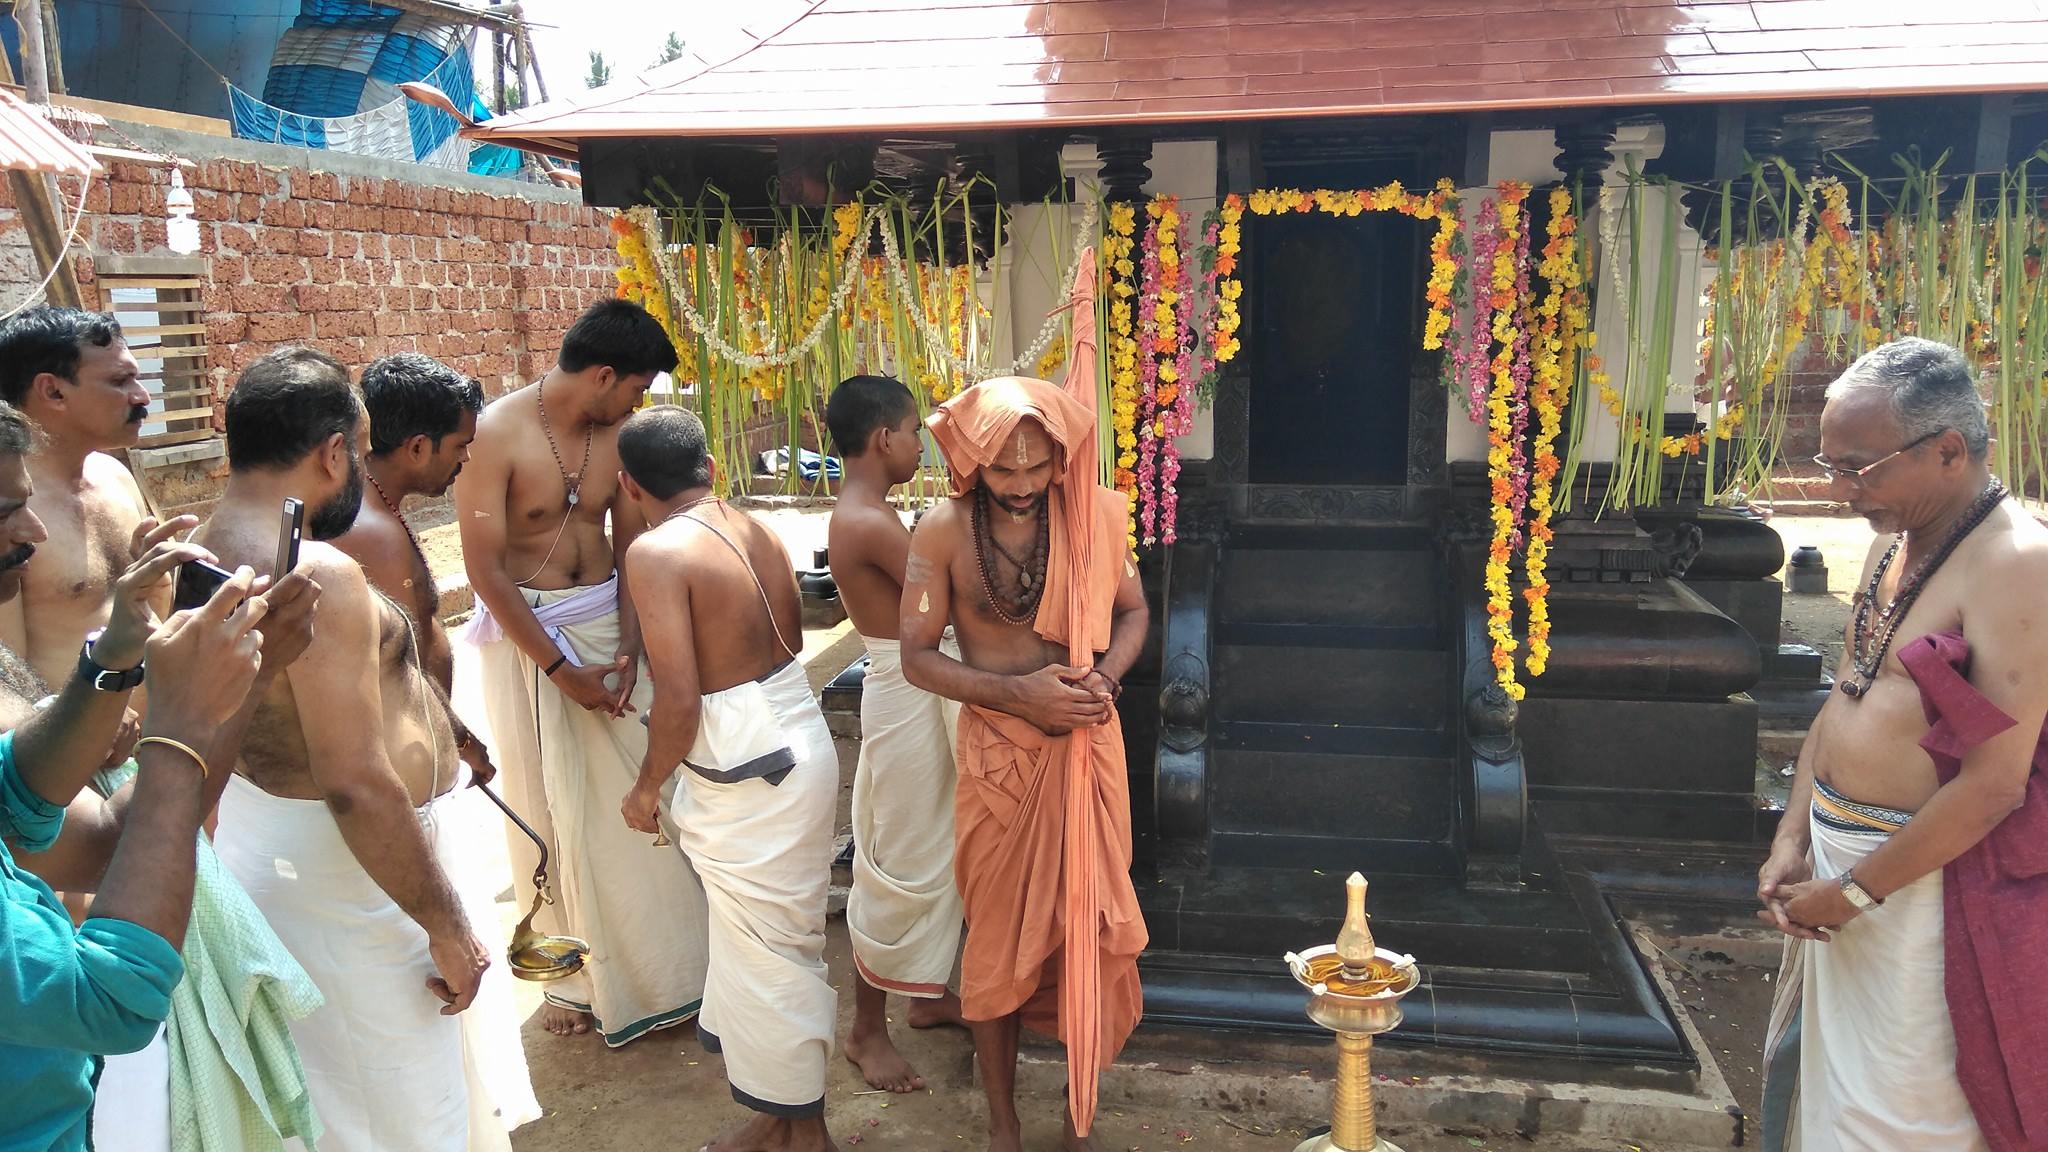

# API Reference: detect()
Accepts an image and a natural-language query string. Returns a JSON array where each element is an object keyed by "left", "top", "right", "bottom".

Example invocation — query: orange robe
[{"left": 927, "top": 356, "right": 1147, "bottom": 1137}]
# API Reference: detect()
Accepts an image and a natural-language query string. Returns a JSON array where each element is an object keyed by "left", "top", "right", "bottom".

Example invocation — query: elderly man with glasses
[{"left": 1759, "top": 337, "right": 2048, "bottom": 1152}]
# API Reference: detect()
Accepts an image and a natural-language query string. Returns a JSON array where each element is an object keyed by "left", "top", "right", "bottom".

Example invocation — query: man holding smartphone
[
  {"left": 195, "top": 347, "right": 488, "bottom": 1152},
  {"left": 0, "top": 395, "right": 316, "bottom": 1152}
]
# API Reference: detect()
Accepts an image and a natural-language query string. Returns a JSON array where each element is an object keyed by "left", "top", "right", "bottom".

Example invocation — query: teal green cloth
[
  {"left": 1, "top": 732, "right": 184, "bottom": 1152},
  {"left": 95, "top": 762, "right": 326, "bottom": 1152}
]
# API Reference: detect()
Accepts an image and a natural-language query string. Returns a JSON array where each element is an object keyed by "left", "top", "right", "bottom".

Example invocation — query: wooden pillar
[{"left": 1096, "top": 134, "right": 1152, "bottom": 205}]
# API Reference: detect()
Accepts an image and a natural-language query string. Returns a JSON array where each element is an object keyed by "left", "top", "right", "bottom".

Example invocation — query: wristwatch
[
  {"left": 79, "top": 628, "right": 146, "bottom": 692},
  {"left": 1838, "top": 871, "right": 1883, "bottom": 912}
]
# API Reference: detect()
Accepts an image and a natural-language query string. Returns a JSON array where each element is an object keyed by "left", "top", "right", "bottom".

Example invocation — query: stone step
[
  {"left": 1219, "top": 534, "right": 1439, "bottom": 630},
  {"left": 1214, "top": 719, "right": 1454, "bottom": 760},
  {"left": 1765, "top": 641, "right": 1824, "bottom": 681},
  {"left": 1210, "top": 747, "right": 1456, "bottom": 844},
  {"left": 1216, "top": 643, "right": 1450, "bottom": 728},
  {"left": 1207, "top": 830, "right": 1463, "bottom": 876},
  {"left": 1139, "top": 865, "right": 1601, "bottom": 978}
]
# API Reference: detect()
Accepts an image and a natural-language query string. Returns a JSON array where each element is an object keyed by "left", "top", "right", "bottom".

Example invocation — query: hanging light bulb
[{"left": 165, "top": 167, "right": 199, "bottom": 256}]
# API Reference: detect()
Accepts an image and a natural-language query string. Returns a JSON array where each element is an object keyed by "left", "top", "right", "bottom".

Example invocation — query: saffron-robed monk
[
  {"left": 1758, "top": 338, "right": 2048, "bottom": 1152},
  {"left": 900, "top": 376, "right": 1149, "bottom": 1152}
]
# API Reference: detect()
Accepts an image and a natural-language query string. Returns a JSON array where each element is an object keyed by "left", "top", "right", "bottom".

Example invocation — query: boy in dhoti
[
  {"left": 455, "top": 300, "right": 708, "bottom": 1044},
  {"left": 901, "top": 370, "right": 1151, "bottom": 1151},
  {"left": 824, "top": 374, "right": 968, "bottom": 1093},
  {"left": 618, "top": 406, "right": 839, "bottom": 1152}
]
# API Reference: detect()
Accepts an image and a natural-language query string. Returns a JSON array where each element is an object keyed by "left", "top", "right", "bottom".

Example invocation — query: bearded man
[
  {"left": 1760, "top": 338, "right": 2048, "bottom": 1152},
  {"left": 197, "top": 347, "right": 488, "bottom": 1152},
  {"left": 900, "top": 374, "right": 1149, "bottom": 1152}
]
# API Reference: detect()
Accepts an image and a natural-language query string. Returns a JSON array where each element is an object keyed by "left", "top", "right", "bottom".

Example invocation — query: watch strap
[
  {"left": 80, "top": 630, "right": 146, "bottom": 692},
  {"left": 1839, "top": 872, "right": 1882, "bottom": 911}
]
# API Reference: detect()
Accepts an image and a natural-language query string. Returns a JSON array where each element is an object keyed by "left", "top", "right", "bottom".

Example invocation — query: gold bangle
[{"left": 133, "top": 736, "right": 209, "bottom": 782}]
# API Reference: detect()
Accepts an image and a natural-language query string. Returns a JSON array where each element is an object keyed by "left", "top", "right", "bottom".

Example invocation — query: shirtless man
[
  {"left": 824, "top": 374, "right": 967, "bottom": 1093},
  {"left": 337, "top": 352, "right": 493, "bottom": 784},
  {"left": 456, "top": 298, "right": 706, "bottom": 1043},
  {"left": 901, "top": 377, "right": 1150, "bottom": 1152},
  {"left": 0, "top": 307, "right": 157, "bottom": 707},
  {"left": 197, "top": 347, "right": 488, "bottom": 1152},
  {"left": 1758, "top": 338, "right": 2048, "bottom": 1151},
  {"left": 617, "top": 405, "right": 839, "bottom": 1152}
]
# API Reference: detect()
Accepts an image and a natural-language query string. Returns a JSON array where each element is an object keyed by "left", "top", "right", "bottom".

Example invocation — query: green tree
[
  {"left": 585, "top": 51, "right": 612, "bottom": 89},
  {"left": 654, "top": 33, "right": 686, "bottom": 67}
]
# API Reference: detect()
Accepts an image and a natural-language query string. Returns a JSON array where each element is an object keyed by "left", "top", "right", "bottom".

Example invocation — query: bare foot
[
  {"left": 1061, "top": 1109, "right": 1095, "bottom": 1152},
  {"left": 701, "top": 1114, "right": 837, "bottom": 1152},
  {"left": 907, "top": 990, "right": 968, "bottom": 1030},
  {"left": 985, "top": 1117, "right": 1023, "bottom": 1152},
  {"left": 540, "top": 1002, "right": 592, "bottom": 1037},
  {"left": 843, "top": 1025, "right": 925, "bottom": 1093}
]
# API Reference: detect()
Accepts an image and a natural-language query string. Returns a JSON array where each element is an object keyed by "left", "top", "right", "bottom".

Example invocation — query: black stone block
[
  {"left": 1518, "top": 694, "right": 1758, "bottom": 796},
  {"left": 1217, "top": 643, "right": 1449, "bottom": 728},
  {"left": 1209, "top": 749, "right": 1455, "bottom": 842},
  {"left": 1686, "top": 575, "right": 1783, "bottom": 655}
]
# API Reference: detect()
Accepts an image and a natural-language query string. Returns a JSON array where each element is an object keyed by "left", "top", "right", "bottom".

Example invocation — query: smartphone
[
  {"left": 276, "top": 497, "right": 304, "bottom": 577},
  {"left": 172, "top": 557, "right": 238, "bottom": 612}
]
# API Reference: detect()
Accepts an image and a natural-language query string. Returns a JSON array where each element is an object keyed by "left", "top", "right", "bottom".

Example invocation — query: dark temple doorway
[{"left": 1245, "top": 208, "right": 1424, "bottom": 486}]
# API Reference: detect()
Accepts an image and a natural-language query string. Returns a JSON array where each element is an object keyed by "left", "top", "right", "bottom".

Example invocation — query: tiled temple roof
[{"left": 470, "top": 0, "right": 2048, "bottom": 152}]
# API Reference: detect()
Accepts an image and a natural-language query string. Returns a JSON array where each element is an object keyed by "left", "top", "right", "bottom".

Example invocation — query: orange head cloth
[{"left": 925, "top": 250, "right": 1116, "bottom": 1136}]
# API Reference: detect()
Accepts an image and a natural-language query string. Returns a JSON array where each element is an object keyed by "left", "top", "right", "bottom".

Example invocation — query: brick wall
[{"left": 0, "top": 123, "right": 617, "bottom": 399}]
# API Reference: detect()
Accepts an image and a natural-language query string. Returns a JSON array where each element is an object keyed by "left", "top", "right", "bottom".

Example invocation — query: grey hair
[
  {"left": 1824, "top": 337, "right": 1991, "bottom": 460},
  {"left": 0, "top": 401, "right": 36, "bottom": 457}
]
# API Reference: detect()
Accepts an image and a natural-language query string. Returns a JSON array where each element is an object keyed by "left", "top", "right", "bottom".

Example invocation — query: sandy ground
[{"left": 411, "top": 501, "right": 1850, "bottom": 1152}]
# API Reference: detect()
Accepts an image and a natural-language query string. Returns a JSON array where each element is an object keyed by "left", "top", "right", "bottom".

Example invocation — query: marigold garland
[
  {"left": 1242, "top": 181, "right": 1459, "bottom": 354},
  {"left": 1524, "top": 185, "right": 1585, "bottom": 678},
  {"left": 1105, "top": 201, "right": 1142, "bottom": 555},
  {"left": 1483, "top": 181, "right": 1532, "bottom": 700}
]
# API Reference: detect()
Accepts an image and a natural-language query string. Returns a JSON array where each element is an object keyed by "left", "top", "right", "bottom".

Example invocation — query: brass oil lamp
[
  {"left": 476, "top": 781, "right": 590, "bottom": 981},
  {"left": 1283, "top": 872, "right": 1422, "bottom": 1152}
]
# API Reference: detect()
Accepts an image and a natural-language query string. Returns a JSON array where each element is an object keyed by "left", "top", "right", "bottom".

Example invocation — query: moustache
[
  {"left": 126, "top": 405, "right": 149, "bottom": 426},
  {"left": 0, "top": 543, "right": 34, "bottom": 572}
]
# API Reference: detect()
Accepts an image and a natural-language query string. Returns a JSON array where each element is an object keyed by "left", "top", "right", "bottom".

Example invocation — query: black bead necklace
[
  {"left": 1842, "top": 477, "right": 2007, "bottom": 697},
  {"left": 972, "top": 486, "right": 1049, "bottom": 625}
]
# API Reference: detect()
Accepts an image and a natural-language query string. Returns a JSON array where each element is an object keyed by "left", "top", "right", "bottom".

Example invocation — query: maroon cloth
[{"left": 1897, "top": 630, "right": 2048, "bottom": 1152}]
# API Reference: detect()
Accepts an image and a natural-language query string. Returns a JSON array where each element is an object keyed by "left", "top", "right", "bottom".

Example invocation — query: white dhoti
[
  {"left": 674, "top": 658, "right": 838, "bottom": 1117},
  {"left": 92, "top": 1025, "right": 170, "bottom": 1152},
  {"left": 214, "top": 774, "right": 468, "bottom": 1152},
  {"left": 1763, "top": 779, "right": 1987, "bottom": 1152},
  {"left": 460, "top": 577, "right": 709, "bottom": 1046},
  {"left": 847, "top": 635, "right": 962, "bottom": 998}
]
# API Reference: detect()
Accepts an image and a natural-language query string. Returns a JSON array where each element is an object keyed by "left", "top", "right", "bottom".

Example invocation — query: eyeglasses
[{"left": 1811, "top": 429, "right": 1943, "bottom": 484}]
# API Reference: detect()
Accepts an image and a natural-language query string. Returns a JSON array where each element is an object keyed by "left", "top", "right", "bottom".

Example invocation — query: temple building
[{"left": 469, "top": 0, "right": 2048, "bottom": 1069}]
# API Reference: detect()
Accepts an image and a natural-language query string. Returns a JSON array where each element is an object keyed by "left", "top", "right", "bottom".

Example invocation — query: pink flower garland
[
  {"left": 1135, "top": 204, "right": 1165, "bottom": 546},
  {"left": 1159, "top": 206, "right": 1200, "bottom": 544},
  {"left": 1461, "top": 198, "right": 1502, "bottom": 425},
  {"left": 1507, "top": 201, "right": 1535, "bottom": 544}
]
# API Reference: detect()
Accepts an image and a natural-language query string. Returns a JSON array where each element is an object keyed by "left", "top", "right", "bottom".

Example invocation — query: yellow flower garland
[
  {"left": 1525, "top": 186, "right": 1583, "bottom": 678},
  {"left": 1484, "top": 182, "right": 1531, "bottom": 700},
  {"left": 1106, "top": 201, "right": 1142, "bottom": 554},
  {"left": 1240, "top": 180, "right": 1459, "bottom": 352},
  {"left": 1211, "top": 195, "right": 1243, "bottom": 366}
]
